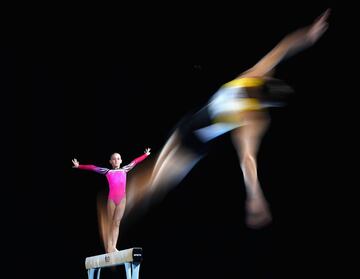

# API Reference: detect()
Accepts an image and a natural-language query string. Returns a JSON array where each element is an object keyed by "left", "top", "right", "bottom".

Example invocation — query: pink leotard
[{"left": 78, "top": 153, "right": 149, "bottom": 205}]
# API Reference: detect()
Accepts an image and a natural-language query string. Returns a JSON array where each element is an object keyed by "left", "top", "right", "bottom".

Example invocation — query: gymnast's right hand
[{"left": 72, "top": 158, "right": 79, "bottom": 168}]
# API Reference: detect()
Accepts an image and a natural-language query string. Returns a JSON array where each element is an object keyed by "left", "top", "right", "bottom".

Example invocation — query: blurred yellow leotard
[
  {"left": 177, "top": 77, "right": 290, "bottom": 152},
  {"left": 208, "top": 77, "right": 265, "bottom": 124}
]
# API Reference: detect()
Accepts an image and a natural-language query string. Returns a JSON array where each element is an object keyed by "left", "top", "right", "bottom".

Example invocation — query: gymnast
[
  {"left": 72, "top": 148, "right": 151, "bottom": 252},
  {"left": 126, "top": 9, "right": 330, "bottom": 229}
]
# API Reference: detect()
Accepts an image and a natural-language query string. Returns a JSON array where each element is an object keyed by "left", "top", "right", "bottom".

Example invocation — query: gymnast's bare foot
[
  {"left": 106, "top": 247, "right": 119, "bottom": 253},
  {"left": 245, "top": 195, "right": 272, "bottom": 229}
]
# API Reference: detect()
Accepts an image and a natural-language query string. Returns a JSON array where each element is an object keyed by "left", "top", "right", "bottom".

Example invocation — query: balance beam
[{"left": 85, "top": 247, "right": 143, "bottom": 279}]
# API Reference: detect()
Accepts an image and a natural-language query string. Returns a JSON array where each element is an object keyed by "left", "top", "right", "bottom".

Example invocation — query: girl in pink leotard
[{"left": 72, "top": 148, "right": 150, "bottom": 253}]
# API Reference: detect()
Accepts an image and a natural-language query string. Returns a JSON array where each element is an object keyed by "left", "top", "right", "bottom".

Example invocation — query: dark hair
[{"left": 261, "top": 78, "right": 294, "bottom": 106}]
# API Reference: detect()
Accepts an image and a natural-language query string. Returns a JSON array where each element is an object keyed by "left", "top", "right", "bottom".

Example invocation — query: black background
[{"left": 9, "top": 1, "right": 348, "bottom": 278}]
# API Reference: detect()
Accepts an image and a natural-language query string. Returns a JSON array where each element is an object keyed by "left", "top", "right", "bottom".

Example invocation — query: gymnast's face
[{"left": 110, "top": 153, "right": 122, "bottom": 169}]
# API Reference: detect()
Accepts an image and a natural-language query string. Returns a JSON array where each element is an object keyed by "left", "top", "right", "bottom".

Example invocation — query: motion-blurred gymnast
[
  {"left": 127, "top": 10, "right": 330, "bottom": 229},
  {"left": 72, "top": 148, "right": 150, "bottom": 252}
]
